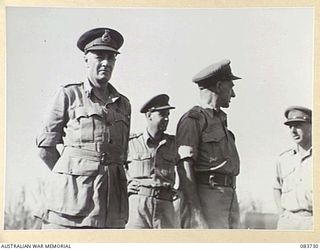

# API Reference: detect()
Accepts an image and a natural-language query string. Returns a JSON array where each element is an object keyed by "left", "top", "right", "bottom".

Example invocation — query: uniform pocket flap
[
  {"left": 202, "top": 129, "right": 225, "bottom": 142},
  {"left": 53, "top": 154, "right": 100, "bottom": 176},
  {"left": 74, "top": 106, "right": 103, "bottom": 119},
  {"left": 132, "top": 153, "right": 152, "bottom": 160},
  {"left": 113, "top": 112, "right": 130, "bottom": 126},
  {"left": 161, "top": 153, "right": 176, "bottom": 163},
  {"left": 86, "top": 104, "right": 103, "bottom": 118}
]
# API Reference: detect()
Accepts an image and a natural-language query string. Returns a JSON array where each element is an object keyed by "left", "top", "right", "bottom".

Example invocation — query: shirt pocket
[
  {"left": 47, "top": 154, "right": 100, "bottom": 216},
  {"left": 201, "top": 127, "right": 227, "bottom": 164},
  {"left": 109, "top": 112, "right": 130, "bottom": 148},
  {"left": 74, "top": 106, "right": 104, "bottom": 142},
  {"left": 156, "top": 153, "right": 176, "bottom": 183},
  {"left": 128, "top": 153, "right": 152, "bottom": 177}
]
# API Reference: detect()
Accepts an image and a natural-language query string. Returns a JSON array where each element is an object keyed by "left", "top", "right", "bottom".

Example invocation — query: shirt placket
[
  {"left": 102, "top": 105, "right": 111, "bottom": 144},
  {"left": 153, "top": 140, "right": 167, "bottom": 182}
]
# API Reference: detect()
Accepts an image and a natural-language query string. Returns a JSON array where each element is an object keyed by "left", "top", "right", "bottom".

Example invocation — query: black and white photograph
[{"left": 4, "top": 4, "right": 316, "bottom": 241}]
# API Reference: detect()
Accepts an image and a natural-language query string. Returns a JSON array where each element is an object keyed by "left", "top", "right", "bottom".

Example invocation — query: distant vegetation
[
  {"left": 4, "top": 183, "right": 278, "bottom": 230},
  {"left": 5, "top": 184, "right": 42, "bottom": 230}
]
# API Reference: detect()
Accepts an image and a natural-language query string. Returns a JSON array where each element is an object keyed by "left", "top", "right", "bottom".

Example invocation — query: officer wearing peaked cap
[
  {"left": 140, "top": 94, "right": 175, "bottom": 113},
  {"left": 36, "top": 27, "right": 131, "bottom": 229},
  {"left": 284, "top": 106, "right": 312, "bottom": 125},
  {"left": 125, "top": 94, "right": 180, "bottom": 228},
  {"left": 77, "top": 28, "right": 124, "bottom": 54},
  {"left": 176, "top": 59, "right": 241, "bottom": 229},
  {"left": 274, "top": 106, "right": 313, "bottom": 230}
]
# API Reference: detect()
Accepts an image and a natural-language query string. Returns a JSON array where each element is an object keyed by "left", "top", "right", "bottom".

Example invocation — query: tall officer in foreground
[
  {"left": 36, "top": 28, "right": 131, "bottom": 229},
  {"left": 274, "top": 106, "right": 313, "bottom": 230},
  {"left": 176, "top": 59, "right": 241, "bottom": 229},
  {"left": 125, "top": 94, "right": 179, "bottom": 228}
]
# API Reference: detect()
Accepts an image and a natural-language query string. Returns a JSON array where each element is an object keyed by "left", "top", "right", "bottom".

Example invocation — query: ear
[
  {"left": 215, "top": 81, "right": 222, "bottom": 93},
  {"left": 145, "top": 112, "right": 152, "bottom": 120},
  {"left": 84, "top": 54, "right": 88, "bottom": 64}
]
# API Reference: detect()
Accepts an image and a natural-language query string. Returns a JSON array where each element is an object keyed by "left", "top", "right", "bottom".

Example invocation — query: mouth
[
  {"left": 160, "top": 123, "right": 168, "bottom": 130},
  {"left": 292, "top": 135, "right": 300, "bottom": 140},
  {"left": 99, "top": 68, "right": 111, "bottom": 73}
]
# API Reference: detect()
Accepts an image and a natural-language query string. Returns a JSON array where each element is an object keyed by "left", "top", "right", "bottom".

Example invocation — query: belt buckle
[
  {"left": 100, "top": 152, "right": 108, "bottom": 164},
  {"left": 209, "top": 174, "right": 217, "bottom": 189},
  {"left": 153, "top": 188, "right": 160, "bottom": 199}
]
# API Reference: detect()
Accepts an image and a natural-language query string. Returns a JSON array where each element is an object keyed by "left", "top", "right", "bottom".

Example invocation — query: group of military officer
[{"left": 36, "top": 27, "right": 313, "bottom": 230}]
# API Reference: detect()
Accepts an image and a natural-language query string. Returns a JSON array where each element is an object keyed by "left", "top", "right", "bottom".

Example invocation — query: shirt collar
[
  {"left": 143, "top": 129, "right": 167, "bottom": 147},
  {"left": 198, "top": 99, "right": 216, "bottom": 110},
  {"left": 293, "top": 146, "right": 312, "bottom": 157},
  {"left": 197, "top": 101, "right": 226, "bottom": 119},
  {"left": 84, "top": 79, "right": 121, "bottom": 103}
]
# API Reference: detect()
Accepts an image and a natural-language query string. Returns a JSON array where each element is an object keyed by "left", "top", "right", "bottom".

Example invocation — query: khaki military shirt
[
  {"left": 176, "top": 104, "right": 240, "bottom": 176},
  {"left": 127, "top": 131, "right": 177, "bottom": 187},
  {"left": 36, "top": 80, "right": 131, "bottom": 228},
  {"left": 274, "top": 147, "right": 313, "bottom": 212}
]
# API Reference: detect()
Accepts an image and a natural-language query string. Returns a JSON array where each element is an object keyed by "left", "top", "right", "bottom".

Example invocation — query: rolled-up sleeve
[
  {"left": 176, "top": 116, "right": 200, "bottom": 161},
  {"left": 36, "top": 87, "right": 68, "bottom": 147}
]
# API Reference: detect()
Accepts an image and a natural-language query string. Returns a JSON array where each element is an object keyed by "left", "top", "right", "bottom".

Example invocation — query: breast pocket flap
[
  {"left": 202, "top": 129, "right": 225, "bottom": 143},
  {"left": 132, "top": 153, "right": 152, "bottom": 161},
  {"left": 74, "top": 106, "right": 103, "bottom": 120}
]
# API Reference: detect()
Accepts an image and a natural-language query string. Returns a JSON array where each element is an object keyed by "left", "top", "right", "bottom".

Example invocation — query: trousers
[
  {"left": 126, "top": 194, "right": 179, "bottom": 229},
  {"left": 198, "top": 184, "right": 240, "bottom": 229}
]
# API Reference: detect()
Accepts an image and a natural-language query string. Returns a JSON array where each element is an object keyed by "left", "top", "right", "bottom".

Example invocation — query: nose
[
  {"left": 231, "top": 89, "right": 236, "bottom": 98},
  {"left": 100, "top": 58, "right": 108, "bottom": 66},
  {"left": 289, "top": 126, "right": 297, "bottom": 133}
]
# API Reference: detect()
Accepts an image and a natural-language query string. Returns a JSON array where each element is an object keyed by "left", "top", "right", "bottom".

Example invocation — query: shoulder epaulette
[
  {"left": 129, "top": 132, "right": 143, "bottom": 140},
  {"left": 120, "top": 93, "right": 130, "bottom": 103},
  {"left": 61, "top": 82, "right": 83, "bottom": 88},
  {"left": 186, "top": 106, "right": 203, "bottom": 120}
]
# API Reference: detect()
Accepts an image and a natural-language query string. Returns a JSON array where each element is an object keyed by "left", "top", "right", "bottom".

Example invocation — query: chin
[
  {"left": 98, "top": 77, "right": 110, "bottom": 84},
  {"left": 221, "top": 104, "right": 230, "bottom": 108},
  {"left": 159, "top": 127, "right": 167, "bottom": 132},
  {"left": 293, "top": 138, "right": 302, "bottom": 144}
]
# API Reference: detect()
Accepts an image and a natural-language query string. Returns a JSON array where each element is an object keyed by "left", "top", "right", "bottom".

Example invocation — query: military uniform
[
  {"left": 36, "top": 27, "right": 131, "bottom": 228},
  {"left": 176, "top": 59, "right": 241, "bottom": 229},
  {"left": 37, "top": 80, "right": 130, "bottom": 228},
  {"left": 125, "top": 94, "right": 178, "bottom": 229},
  {"left": 274, "top": 106, "right": 313, "bottom": 230},
  {"left": 176, "top": 104, "right": 240, "bottom": 228}
]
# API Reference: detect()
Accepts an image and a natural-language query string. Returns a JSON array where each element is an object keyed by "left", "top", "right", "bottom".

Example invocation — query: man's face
[
  {"left": 148, "top": 109, "right": 170, "bottom": 133},
  {"left": 288, "top": 122, "right": 312, "bottom": 146},
  {"left": 84, "top": 50, "right": 117, "bottom": 85},
  {"left": 216, "top": 80, "right": 236, "bottom": 108}
]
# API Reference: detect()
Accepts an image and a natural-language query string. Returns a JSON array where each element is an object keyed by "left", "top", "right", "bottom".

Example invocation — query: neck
[
  {"left": 89, "top": 75, "right": 108, "bottom": 89},
  {"left": 298, "top": 141, "right": 312, "bottom": 152},
  {"left": 89, "top": 78, "right": 109, "bottom": 98},
  {"left": 147, "top": 126, "right": 163, "bottom": 142},
  {"left": 199, "top": 89, "right": 219, "bottom": 110}
]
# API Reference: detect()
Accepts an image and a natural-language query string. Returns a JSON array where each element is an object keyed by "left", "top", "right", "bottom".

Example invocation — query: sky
[{"left": 5, "top": 7, "right": 313, "bottom": 214}]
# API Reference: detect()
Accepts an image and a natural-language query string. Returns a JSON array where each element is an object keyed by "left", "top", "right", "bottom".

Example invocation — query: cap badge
[{"left": 101, "top": 29, "right": 111, "bottom": 43}]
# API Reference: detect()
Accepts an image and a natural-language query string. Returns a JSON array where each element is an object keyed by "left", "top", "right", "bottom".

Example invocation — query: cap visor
[
  {"left": 86, "top": 45, "right": 119, "bottom": 54},
  {"left": 152, "top": 106, "right": 176, "bottom": 112},
  {"left": 284, "top": 119, "right": 308, "bottom": 125},
  {"left": 231, "top": 75, "right": 241, "bottom": 80}
]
